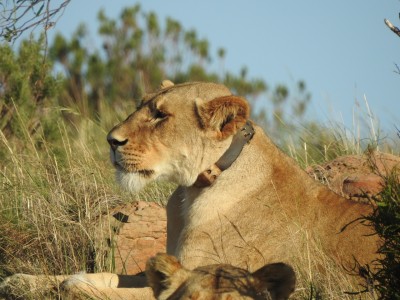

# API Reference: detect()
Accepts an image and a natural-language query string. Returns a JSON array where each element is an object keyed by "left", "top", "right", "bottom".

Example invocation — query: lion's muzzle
[
  {"left": 107, "top": 133, "right": 128, "bottom": 151},
  {"left": 107, "top": 131, "right": 128, "bottom": 171}
]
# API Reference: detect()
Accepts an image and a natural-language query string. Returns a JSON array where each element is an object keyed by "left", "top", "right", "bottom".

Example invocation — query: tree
[
  {"left": 0, "top": 0, "right": 71, "bottom": 42},
  {"left": 384, "top": 16, "right": 400, "bottom": 38},
  {"left": 0, "top": 35, "right": 60, "bottom": 141},
  {"left": 1, "top": 4, "right": 313, "bottom": 149},
  {"left": 49, "top": 5, "right": 275, "bottom": 122}
]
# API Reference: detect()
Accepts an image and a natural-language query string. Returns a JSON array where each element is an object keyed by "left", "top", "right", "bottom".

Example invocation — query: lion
[
  {"left": 145, "top": 253, "right": 296, "bottom": 300},
  {"left": 0, "top": 80, "right": 379, "bottom": 299}
]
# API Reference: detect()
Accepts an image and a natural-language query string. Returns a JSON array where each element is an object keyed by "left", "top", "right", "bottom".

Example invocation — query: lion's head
[
  {"left": 107, "top": 81, "right": 250, "bottom": 192},
  {"left": 146, "top": 253, "right": 296, "bottom": 300}
]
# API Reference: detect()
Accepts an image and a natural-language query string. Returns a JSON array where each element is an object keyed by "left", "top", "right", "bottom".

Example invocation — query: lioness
[
  {"left": 0, "top": 81, "right": 379, "bottom": 299},
  {"left": 146, "top": 253, "right": 296, "bottom": 300}
]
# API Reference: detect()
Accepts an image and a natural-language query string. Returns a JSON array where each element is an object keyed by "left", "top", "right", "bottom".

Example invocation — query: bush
[
  {"left": 0, "top": 37, "right": 60, "bottom": 136},
  {"left": 364, "top": 163, "right": 400, "bottom": 299}
]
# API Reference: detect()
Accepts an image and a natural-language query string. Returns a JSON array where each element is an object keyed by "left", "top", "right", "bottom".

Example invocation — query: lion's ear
[
  {"left": 146, "top": 253, "right": 182, "bottom": 298},
  {"left": 160, "top": 79, "right": 175, "bottom": 89},
  {"left": 196, "top": 95, "right": 250, "bottom": 140}
]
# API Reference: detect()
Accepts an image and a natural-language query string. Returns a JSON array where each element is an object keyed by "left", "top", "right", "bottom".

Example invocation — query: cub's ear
[
  {"left": 195, "top": 95, "right": 250, "bottom": 140},
  {"left": 145, "top": 253, "right": 182, "bottom": 298},
  {"left": 251, "top": 262, "right": 296, "bottom": 300}
]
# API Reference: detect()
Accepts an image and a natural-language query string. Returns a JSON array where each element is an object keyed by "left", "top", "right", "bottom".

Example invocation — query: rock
[
  {"left": 306, "top": 152, "right": 400, "bottom": 201},
  {"left": 106, "top": 201, "right": 167, "bottom": 275}
]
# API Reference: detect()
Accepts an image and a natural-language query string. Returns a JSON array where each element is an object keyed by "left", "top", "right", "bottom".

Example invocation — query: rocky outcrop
[
  {"left": 106, "top": 201, "right": 166, "bottom": 274},
  {"left": 306, "top": 152, "right": 400, "bottom": 201}
]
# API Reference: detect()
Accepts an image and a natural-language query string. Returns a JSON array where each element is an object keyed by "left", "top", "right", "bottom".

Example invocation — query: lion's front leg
[
  {"left": 62, "top": 286, "right": 154, "bottom": 300},
  {"left": 60, "top": 273, "right": 153, "bottom": 299},
  {"left": 1, "top": 273, "right": 152, "bottom": 300}
]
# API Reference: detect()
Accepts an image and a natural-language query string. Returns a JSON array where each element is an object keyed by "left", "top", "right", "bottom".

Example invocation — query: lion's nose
[{"left": 107, "top": 133, "right": 128, "bottom": 151}]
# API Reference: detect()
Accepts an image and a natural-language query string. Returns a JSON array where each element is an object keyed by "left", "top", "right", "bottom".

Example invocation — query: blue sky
[{"left": 48, "top": 1, "right": 399, "bottom": 135}]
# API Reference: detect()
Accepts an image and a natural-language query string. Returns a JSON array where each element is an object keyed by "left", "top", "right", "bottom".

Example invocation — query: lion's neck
[{"left": 182, "top": 127, "right": 276, "bottom": 225}]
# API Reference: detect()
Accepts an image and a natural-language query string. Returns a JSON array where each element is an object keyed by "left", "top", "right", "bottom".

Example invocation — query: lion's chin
[{"left": 116, "top": 171, "right": 153, "bottom": 193}]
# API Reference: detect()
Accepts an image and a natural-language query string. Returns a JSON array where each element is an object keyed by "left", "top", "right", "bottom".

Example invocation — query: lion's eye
[{"left": 154, "top": 109, "right": 168, "bottom": 119}]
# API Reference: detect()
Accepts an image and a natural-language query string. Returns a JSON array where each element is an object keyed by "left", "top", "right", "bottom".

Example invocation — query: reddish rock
[
  {"left": 342, "top": 174, "right": 384, "bottom": 197},
  {"left": 108, "top": 201, "right": 167, "bottom": 274},
  {"left": 306, "top": 152, "right": 400, "bottom": 201}
]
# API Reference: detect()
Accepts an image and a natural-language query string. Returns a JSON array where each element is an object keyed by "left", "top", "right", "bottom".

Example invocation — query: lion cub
[{"left": 146, "top": 253, "right": 296, "bottom": 300}]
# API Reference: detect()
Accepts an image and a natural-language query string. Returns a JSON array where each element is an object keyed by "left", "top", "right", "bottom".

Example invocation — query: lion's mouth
[
  {"left": 136, "top": 169, "right": 155, "bottom": 177},
  {"left": 110, "top": 150, "right": 154, "bottom": 178},
  {"left": 113, "top": 161, "right": 154, "bottom": 178}
]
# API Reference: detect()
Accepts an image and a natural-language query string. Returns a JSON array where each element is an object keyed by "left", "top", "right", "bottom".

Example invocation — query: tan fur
[
  {"left": 196, "top": 95, "right": 250, "bottom": 139},
  {"left": 146, "top": 253, "right": 296, "bottom": 300},
  {"left": 0, "top": 81, "right": 380, "bottom": 299}
]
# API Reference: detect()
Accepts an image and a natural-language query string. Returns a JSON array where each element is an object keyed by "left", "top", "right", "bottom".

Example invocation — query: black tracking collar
[{"left": 194, "top": 121, "right": 255, "bottom": 188}]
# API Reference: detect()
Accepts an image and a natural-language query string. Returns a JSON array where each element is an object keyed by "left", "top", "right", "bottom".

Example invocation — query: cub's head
[
  {"left": 146, "top": 253, "right": 296, "bottom": 300},
  {"left": 107, "top": 81, "right": 250, "bottom": 192}
]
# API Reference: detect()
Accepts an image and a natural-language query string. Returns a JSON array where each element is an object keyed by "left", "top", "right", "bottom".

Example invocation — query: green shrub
[
  {"left": 365, "top": 165, "right": 400, "bottom": 299},
  {"left": 0, "top": 37, "right": 62, "bottom": 162}
]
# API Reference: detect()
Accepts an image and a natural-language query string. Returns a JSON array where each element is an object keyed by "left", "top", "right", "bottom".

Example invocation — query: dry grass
[
  {"left": 284, "top": 95, "right": 399, "bottom": 169},
  {"left": 288, "top": 229, "right": 376, "bottom": 300},
  {"left": 0, "top": 107, "right": 171, "bottom": 283},
  {"left": 1, "top": 119, "right": 110, "bottom": 275}
]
